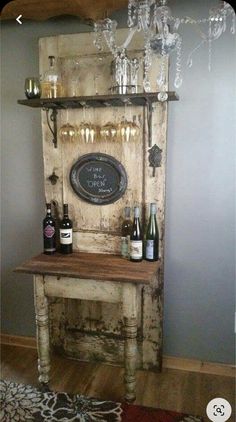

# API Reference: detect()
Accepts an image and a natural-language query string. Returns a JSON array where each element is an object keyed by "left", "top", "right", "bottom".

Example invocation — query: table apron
[{"left": 43, "top": 275, "right": 123, "bottom": 303}]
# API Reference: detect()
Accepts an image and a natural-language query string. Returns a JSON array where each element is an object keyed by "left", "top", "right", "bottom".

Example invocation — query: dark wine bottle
[
  {"left": 59, "top": 204, "right": 73, "bottom": 254},
  {"left": 121, "top": 206, "right": 132, "bottom": 259},
  {"left": 145, "top": 203, "right": 159, "bottom": 261},
  {"left": 130, "top": 206, "right": 143, "bottom": 262},
  {"left": 43, "top": 203, "right": 56, "bottom": 255}
]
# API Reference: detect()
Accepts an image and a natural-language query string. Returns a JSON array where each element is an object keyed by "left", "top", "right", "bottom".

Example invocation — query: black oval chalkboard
[{"left": 70, "top": 153, "right": 128, "bottom": 205}]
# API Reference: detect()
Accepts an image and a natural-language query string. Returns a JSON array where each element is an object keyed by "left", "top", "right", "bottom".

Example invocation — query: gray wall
[{"left": 1, "top": 0, "right": 235, "bottom": 364}]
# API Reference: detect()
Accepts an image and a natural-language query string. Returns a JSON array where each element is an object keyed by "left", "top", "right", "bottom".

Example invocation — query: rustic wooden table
[{"left": 15, "top": 252, "right": 160, "bottom": 402}]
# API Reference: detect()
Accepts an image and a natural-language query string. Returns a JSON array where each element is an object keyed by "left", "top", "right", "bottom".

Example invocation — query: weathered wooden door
[{"left": 39, "top": 30, "right": 168, "bottom": 370}]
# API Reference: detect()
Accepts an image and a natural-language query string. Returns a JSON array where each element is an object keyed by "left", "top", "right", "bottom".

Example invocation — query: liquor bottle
[
  {"left": 41, "top": 55, "right": 63, "bottom": 98},
  {"left": 130, "top": 206, "right": 143, "bottom": 262},
  {"left": 59, "top": 204, "right": 73, "bottom": 254},
  {"left": 121, "top": 206, "right": 132, "bottom": 258},
  {"left": 43, "top": 203, "right": 56, "bottom": 255},
  {"left": 145, "top": 203, "right": 159, "bottom": 261}
]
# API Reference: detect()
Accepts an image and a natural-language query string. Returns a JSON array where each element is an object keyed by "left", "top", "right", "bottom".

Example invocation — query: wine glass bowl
[
  {"left": 89, "top": 124, "right": 99, "bottom": 144},
  {"left": 25, "top": 77, "right": 41, "bottom": 99},
  {"left": 130, "top": 120, "right": 140, "bottom": 141},
  {"left": 78, "top": 122, "right": 99, "bottom": 143},
  {"left": 118, "top": 119, "right": 140, "bottom": 142},
  {"left": 59, "top": 123, "right": 77, "bottom": 142},
  {"left": 100, "top": 122, "right": 117, "bottom": 142}
]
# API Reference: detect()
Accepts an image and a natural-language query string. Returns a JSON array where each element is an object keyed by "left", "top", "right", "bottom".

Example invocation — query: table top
[{"left": 15, "top": 252, "right": 160, "bottom": 284}]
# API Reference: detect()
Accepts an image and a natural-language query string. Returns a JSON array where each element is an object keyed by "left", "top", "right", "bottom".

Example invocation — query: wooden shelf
[
  {"left": 17, "top": 92, "right": 179, "bottom": 109},
  {"left": 15, "top": 252, "right": 160, "bottom": 284}
]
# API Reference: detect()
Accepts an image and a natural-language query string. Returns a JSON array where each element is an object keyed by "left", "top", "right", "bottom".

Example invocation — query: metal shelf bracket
[{"left": 45, "top": 108, "right": 58, "bottom": 148}]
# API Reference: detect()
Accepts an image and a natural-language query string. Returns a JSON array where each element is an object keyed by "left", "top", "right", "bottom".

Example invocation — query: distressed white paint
[
  {"left": 44, "top": 276, "right": 122, "bottom": 303},
  {"left": 34, "top": 273, "right": 139, "bottom": 400},
  {"left": 34, "top": 275, "right": 51, "bottom": 384},
  {"left": 39, "top": 29, "right": 167, "bottom": 370}
]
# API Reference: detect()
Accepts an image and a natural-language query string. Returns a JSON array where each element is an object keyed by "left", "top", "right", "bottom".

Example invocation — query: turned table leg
[
  {"left": 122, "top": 283, "right": 138, "bottom": 403},
  {"left": 34, "top": 275, "right": 50, "bottom": 384}
]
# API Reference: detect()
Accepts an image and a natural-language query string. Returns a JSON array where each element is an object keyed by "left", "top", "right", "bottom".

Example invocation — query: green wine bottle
[{"left": 145, "top": 203, "right": 159, "bottom": 261}]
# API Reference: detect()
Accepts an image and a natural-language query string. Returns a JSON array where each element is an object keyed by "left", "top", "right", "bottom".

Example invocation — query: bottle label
[
  {"left": 121, "top": 236, "right": 130, "bottom": 258},
  {"left": 60, "top": 229, "right": 72, "bottom": 245},
  {"left": 146, "top": 239, "right": 154, "bottom": 260},
  {"left": 130, "top": 240, "right": 143, "bottom": 260},
  {"left": 44, "top": 225, "right": 55, "bottom": 239}
]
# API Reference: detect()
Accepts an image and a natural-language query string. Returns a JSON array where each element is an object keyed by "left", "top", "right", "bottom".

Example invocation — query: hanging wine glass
[
  {"left": 118, "top": 103, "right": 140, "bottom": 142},
  {"left": 118, "top": 118, "right": 133, "bottom": 142},
  {"left": 78, "top": 106, "right": 99, "bottom": 143},
  {"left": 59, "top": 109, "right": 76, "bottom": 142},
  {"left": 89, "top": 123, "right": 99, "bottom": 143},
  {"left": 100, "top": 122, "right": 117, "bottom": 142},
  {"left": 130, "top": 115, "right": 140, "bottom": 142},
  {"left": 68, "top": 57, "right": 80, "bottom": 97},
  {"left": 78, "top": 105, "right": 90, "bottom": 143}
]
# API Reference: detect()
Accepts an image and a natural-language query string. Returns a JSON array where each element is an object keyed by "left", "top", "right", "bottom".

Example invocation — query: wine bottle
[
  {"left": 121, "top": 206, "right": 132, "bottom": 259},
  {"left": 130, "top": 206, "right": 143, "bottom": 262},
  {"left": 59, "top": 204, "right": 73, "bottom": 254},
  {"left": 145, "top": 203, "right": 159, "bottom": 261},
  {"left": 43, "top": 203, "right": 56, "bottom": 255}
]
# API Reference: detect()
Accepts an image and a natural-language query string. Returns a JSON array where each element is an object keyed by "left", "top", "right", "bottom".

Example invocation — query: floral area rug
[{"left": 0, "top": 379, "right": 203, "bottom": 422}]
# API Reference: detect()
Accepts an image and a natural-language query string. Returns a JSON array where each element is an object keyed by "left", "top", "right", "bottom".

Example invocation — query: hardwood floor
[{"left": 1, "top": 344, "right": 235, "bottom": 420}]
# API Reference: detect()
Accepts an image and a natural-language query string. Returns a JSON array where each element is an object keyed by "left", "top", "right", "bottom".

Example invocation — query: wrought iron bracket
[{"left": 45, "top": 108, "right": 58, "bottom": 148}]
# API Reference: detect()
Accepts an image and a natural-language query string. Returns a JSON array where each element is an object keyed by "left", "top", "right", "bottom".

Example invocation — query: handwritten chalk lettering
[
  {"left": 86, "top": 166, "right": 102, "bottom": 173},
  {"left": 99, "top": 188, "right": 113, "bottom": 193},
  {"left": 87, "top": 180, "right": 107, "bottom": 188},
  {"left": 93, "top": 174, "right": 106, "bottom": 180}
]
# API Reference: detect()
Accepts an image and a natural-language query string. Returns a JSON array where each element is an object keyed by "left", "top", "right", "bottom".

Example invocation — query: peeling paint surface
[{"left": 40, "top": 30, "right": 167, "bottom": 370}]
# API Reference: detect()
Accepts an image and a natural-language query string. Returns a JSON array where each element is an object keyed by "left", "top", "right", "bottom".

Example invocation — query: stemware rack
[{"left": 18, "top": 92, "right": 179, "bottom": 148}]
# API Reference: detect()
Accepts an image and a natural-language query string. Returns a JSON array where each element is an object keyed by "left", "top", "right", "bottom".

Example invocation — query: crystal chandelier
[{"left": 93, "top": 0, "right": 235, "bottom": 90}]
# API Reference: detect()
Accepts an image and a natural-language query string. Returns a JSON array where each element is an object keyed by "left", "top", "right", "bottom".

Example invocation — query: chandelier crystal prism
[{"left": 93, "top": 0, "right": 235, "bottom": 91}]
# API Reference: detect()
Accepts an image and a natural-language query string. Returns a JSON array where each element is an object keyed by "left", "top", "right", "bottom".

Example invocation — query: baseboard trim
[
  {"left": 1, "top": 333, "right": 37, "bottom": 350},
  {"left": 162, "top": 355, "right": 235, "bottom": 378},
  {"left": 1, "top": 333, "right": 235, "bottom": 377}
]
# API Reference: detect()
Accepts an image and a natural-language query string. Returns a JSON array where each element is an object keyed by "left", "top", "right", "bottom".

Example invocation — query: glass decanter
[{"left": 41, "top": 55, "right": 63, "bottom": 98}]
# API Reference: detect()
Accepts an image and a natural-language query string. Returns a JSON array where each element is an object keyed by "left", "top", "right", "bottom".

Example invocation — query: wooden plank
[
  {"left": 1, "top": 344, "right": 235, "bottom": 420},
  {"left": 38, "top": 30, "right": 166, "bottom": 369},
  {"left": 17, "top": 92, "right": 179, "bottom": 109},
  {"left": 73, "top": 232, "right": 121, "bottom": 255},
  {"left": 44, "top": 276, "right": 122, "bottom": 303},
  {"left": 15, "top": 252, "right": 160, "bottom": 284}
]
